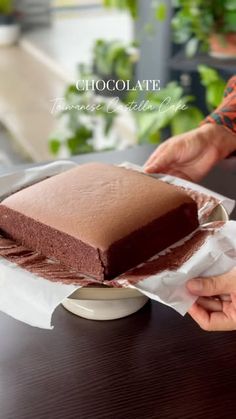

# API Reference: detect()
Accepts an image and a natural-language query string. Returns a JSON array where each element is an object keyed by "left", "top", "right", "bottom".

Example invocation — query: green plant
[
  {"left": 103, "top": 0, "right": 168, "bottom": 22},
  {"left": 94, "top": 39, "right": 137, "bottom": 81},
  {"left": 137, "top": 65, "right": 226, "bottom": 143},
  {"left": 49, "top": 38, "right": 138, "bottom": 157},
  {"left": 49, "top": 85, "right": 117, "bottom": 156},
  {"left": 136, "top": 81, "right": 204, "bottom": 143},
  {"left": 0, "top": 0, "right": 14, "bottom": 15},
  {"left": 103, "top": 0, "right": 138, "bottom": 19},
  {"left": 198, "top": 65, "right": 226, "bottom": 110},
  {"left": 49, "top": 63, "right": 226, "bottom": 157},
  {"left": 172, "top": 0, "right": 236, "bottom": 56}
]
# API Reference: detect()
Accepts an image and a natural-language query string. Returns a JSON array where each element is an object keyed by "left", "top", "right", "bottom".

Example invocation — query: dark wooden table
[{"left": 1, "top": 146, "right": 236, "bottom": 419}]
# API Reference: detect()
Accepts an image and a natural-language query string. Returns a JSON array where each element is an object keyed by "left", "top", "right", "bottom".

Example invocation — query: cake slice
[{"left": 0, "top": 163, "right": 199, "bottom": 280}]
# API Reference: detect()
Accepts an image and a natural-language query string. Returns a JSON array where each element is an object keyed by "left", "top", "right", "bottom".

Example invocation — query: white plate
[
  {"left": 62, "top": 204, "right": 229, "bottom": 321},
  {"left": 63, "top": 287, "right": 149, "bottom": 321}
]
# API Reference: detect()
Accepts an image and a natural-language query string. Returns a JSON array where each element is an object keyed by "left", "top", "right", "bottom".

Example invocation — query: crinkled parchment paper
[{"left": 0, "top": 161, "right": 235, "bottom": 328}]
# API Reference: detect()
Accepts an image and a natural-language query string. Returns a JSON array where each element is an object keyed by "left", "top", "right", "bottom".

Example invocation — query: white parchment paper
[
  {"left": 121, "top": 222, "right": 236, "bottom": 315},
  {"left": 0, "top": 160, "right": 235, "bottom": 329}
]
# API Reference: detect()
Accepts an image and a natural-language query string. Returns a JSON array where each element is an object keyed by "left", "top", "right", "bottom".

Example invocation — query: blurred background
[{"left": 0, "top": 0, "right": 236, "bottom": 168}]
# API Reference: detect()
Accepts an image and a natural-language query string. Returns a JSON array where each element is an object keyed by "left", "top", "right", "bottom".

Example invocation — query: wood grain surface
[
  {"left": 1, "top": 302, "right": 236, "bottom": 419},
  {"left": 1, "top": 153, "right": 236, "bottom": 419}
]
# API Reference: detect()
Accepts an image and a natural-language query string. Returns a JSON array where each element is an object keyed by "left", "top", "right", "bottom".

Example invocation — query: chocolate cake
[{"left": 0, "top": 163, "right": 199, "bottom": 280}]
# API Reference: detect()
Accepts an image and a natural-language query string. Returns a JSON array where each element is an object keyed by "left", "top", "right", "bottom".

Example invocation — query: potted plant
[
  {"left": 92, "top": 39, "right": 138, "bottom": 100},
  {"left": 49, "top": 62, "right": 225, "bottom": 157},
  {"left": 172, "top": 0, "right": 236, "bottom": 58},
  {"left": 49, "top": 85, "right": 119, "bottom": 157},
  {"left": 103, "top": 0, "right": 138, "bottom": 19},
  {"left": 0, "top": 0, "right": 20, "bottom": 46}
]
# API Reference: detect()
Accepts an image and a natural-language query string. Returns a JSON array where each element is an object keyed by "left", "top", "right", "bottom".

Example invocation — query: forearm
[
  {"left": 200, "top": 75, "right": 236, "bottom": 159},
  {"left": 201, "top": 75, "right": 236, "bottom": 142}
]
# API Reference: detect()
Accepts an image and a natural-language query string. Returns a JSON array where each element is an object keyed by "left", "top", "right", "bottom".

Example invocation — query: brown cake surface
[{"left": 0, "top": 163, "right": 199, "bottom": 280}]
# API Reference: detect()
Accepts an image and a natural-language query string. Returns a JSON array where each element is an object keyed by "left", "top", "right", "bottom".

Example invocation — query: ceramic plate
[{"left": 62, "top": 204, "right": 229, "bottom": 320}]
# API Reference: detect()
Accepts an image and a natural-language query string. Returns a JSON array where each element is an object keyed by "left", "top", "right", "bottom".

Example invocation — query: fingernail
[
  {"left": 187, "top": 279, "right": 203, "bottom": 292},
  {"left": 144, "top": 165, "right": 154, "bottom": 173}
]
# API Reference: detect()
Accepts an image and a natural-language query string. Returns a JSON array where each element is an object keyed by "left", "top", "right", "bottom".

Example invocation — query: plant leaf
[
  {"left": 171, "top": 107, "right": 204, "bottom": 136},
  {"left": 206, "top": 80, "right": 226, "bottom": 109},
  {"left": 49, "top": 139, "right": 61, "bottom": 155},
  {"left": 186, "top": 37, "right": 199, "bottom": 57},
  {"left": 155, "top": 3, "right": 167, "bottom": 21},
  {"left": 198, "top": 65, "right": 220, "bottom": 86}
]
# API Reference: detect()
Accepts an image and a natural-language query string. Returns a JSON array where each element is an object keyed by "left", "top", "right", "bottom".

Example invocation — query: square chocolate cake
[{"left": 0, "top": 163, "right": 199, "bottom": 280}]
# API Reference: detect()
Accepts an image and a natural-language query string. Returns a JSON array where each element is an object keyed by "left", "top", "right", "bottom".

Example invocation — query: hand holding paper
[
  {"left": 0, "top": 161, "right": 236, "bottom": 330},
  {"left": 187, "top": 268, "right": 236, "bottom": 331}
]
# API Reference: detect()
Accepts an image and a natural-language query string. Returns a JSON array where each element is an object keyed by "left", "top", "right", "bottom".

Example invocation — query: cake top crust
[{"left": 1, "top": 163, "right": 197, "bottom": 250}]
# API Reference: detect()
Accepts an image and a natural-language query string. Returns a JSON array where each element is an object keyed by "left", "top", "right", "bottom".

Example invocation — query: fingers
[
  {"left": 231, "top": 292, "right": 236, "bottom": 306},
  {"left": 197, "top": 297, "right": 223, "bottom": 312},
  {"left": 188, "top": 302, "right": 236, "bottom": 331},
  {"left": 144, "top": 143, "right": 166, "bottom": 168},
  {"left": 219, "top": 294, "right": 232, "bottom": 302},
  {"left": 188, "top": 303, "right": 210, "bottom": 330},
  {"left": 222, "top": 295, "right": 236, "bottom": 324},
  {"left": 144, "top": 143, "right": 178, "bottom": 173},
  {"left": 186, "top": 268, "right": 236, "bottom": 297},
  {"left": 187, "top": 269, "right": 236, "bottom": 331}
]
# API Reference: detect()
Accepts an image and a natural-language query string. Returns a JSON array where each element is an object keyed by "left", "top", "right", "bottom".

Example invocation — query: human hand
[
  {"left": 186, "top": 268, "right": 236, "bottom": 331},
  {"left": 144, "top": 124, "right": 236, "bottom": 182}
]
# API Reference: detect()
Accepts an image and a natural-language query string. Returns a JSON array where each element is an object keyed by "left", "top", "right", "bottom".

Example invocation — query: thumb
[
  {"left": 186, "top": 269, "right": 236, "bottom": 297},
  {"left": 144, "top": 144, "right": 178, "bottom": 173}
]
